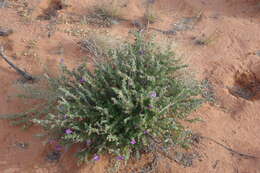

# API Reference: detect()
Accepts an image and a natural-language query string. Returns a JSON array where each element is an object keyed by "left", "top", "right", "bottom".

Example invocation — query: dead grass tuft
[
  {"left": 85, "top": 0, "right": 126, "bottom": 27},
  {"left": 144, "top": 1, "right": 158, "bottom": 24},
  {"left": 78, "top": 32, "right": 122, "bottom": 57}
]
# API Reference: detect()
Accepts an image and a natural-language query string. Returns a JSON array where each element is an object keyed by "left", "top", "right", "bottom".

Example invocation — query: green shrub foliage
[{"left": 33, "top": 33, "right": 202, "bottom": 161}]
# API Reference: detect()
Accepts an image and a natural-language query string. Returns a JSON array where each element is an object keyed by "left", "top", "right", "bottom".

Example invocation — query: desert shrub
[{"left": 3, "top": 33, "right": 203, "bottom": 162}]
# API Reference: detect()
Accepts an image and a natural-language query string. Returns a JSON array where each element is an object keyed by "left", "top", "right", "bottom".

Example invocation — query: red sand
[{"left": 0, "top": 0, "right": 259, "bottom": 172}]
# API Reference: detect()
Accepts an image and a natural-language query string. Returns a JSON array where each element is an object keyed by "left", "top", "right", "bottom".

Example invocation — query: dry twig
[
  {"left": 0, "top": 46, "right": 34, "bottom": 81},
  {"left": 201, "top": 136, "right": 258, "bottom": 159}
]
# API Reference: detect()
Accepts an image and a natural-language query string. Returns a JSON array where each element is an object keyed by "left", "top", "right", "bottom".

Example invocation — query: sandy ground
[{"left": 0, "top": 0, "right": 260, "bottom": 172}]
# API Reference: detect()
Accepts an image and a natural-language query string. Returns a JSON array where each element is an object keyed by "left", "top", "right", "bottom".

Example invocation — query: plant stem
[{"left": 159, "top": 89, "right": 185, "bottom": 114}]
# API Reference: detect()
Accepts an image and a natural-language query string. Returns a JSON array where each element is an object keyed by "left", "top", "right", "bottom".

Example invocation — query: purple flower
[
  {"left": 144, "top": 130, "right": 148, "bottom": 134},
  {"left": 86, "top": 139, "right": 91, "bottom": 145},
  {"left": 55, "top": 144, "right": 62, "bottom": 151},
  {"left": 64, "top": 114, "right": 68, "bottom": 119},
  {"left": 116, "top": 156, "right": 125, "bottom": 160},
  {"left": 65, "top": 129, "right": 73, "bottom": 134},
  {"left": 150, "top": 91, "right": 157, "bottom": 98},
  {"left": 80, "top": 78, "right": 85, "bottom": 83},
  {"left": 60, "top": 58, "right": 64, "bottom": 63},
  {"left": 148, "top": 105, "right": 153, "bottom": 109},
  {"left": 93, "top": 154, "right": 100, "bottom": 161},
  {"left": 139, "top": 50, "right": 145, "bottom": 55},
  {"left": 130, "top": 139, "right": 136, "bottom": 145}
]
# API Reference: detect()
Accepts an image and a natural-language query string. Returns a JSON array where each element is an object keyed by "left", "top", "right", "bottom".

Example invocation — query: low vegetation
[
  {"left": 78, "top": 32, "right": 122, "bottom": 57},
  {"left": 1, "top": 33, "right": 203, "bottom": 164},
  {"left": 85, "top": 0, "right": 125, "bottom": 27}
]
